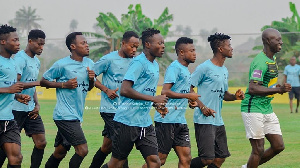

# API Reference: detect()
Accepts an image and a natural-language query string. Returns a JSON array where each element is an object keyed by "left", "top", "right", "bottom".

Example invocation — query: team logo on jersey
[{"left": 252, "top": 70, "right": 262, "bottom": 78}]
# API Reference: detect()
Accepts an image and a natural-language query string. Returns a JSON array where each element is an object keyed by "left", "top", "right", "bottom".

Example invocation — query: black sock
[
  {"left": 45, "top": 154, "right": 62, "bottom": 168},
  {"left": 7, "top": 165, "right": 21, "bottom": 168},
  {"left": 123, "top": 159, "right": 129, "bottom": 168},
  {"left": 31, "top": 147, "right": 44, "bottom": 168},
  {"left": 89, "top": 148, "right": 108, "bottom": 168},
  {"left": 190, "top": 157, "right": 205, "bottom": 168},
  {"left": 101, "top": 163, "right": 108, "bottom": 168},
  {"left": 208, "top": 163, "right": 219, "bottom": 168},
  {"left": 0, "top": 149, "right": 7, "bottom": 167},
  {"left": 69, "top": 153, "right": 84, "bottom": 168}
]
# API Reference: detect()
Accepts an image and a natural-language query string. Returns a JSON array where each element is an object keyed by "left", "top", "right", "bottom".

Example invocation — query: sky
[{"left": 0, "top": 0, "right": 299, "bottom": 40}]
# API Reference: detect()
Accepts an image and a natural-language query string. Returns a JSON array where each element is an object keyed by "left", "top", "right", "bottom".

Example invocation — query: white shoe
[{"left": 241, "top": 164, "right": 247, "bottom": 168}]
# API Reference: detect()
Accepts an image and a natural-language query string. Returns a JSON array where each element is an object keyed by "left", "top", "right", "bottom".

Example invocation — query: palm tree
[
  {"left": 10, "top": 6, "right": 42, "bottom": 36},
  {"left": 251, "top": 2, "right": 300, "bottom": 68},
  {"left": 69, "top": 19, "right": 78, "bottom": 32},
  {"left": 84, "top": 4, "right": 174, "bottom": 75}
]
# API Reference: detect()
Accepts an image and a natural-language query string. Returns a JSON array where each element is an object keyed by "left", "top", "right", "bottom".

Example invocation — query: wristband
[{"left": 201, "top": 106, "right": 207, "bottom": 110}]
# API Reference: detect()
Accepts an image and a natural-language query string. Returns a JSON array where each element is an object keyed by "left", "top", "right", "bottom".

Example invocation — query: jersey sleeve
[
  {"left": 43, "top": 61, "right": 62, "bottom": 81},
  {"left": 13, "top": 55, "right": 26, "bottom": 75},
  {"left": 164, "top": 65, "right": 179, "bottom": 84},
  {"left": 94, "top": 56, "right": 110, "bottom": 76},
  {"left": 123, "top": 60, "right": 143, "bottom": 84},
  {"left": 191, "top": 64, "right": 205, "bottom": 87},
  {"left": 249, "top": 60, "right": 267, "bottom": 82}
]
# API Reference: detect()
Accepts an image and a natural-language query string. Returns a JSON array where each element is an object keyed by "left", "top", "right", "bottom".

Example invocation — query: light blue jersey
[
  {"left": 94, "top": 51, "right": 132, "bottom": 113},
  {"left": 154, "top": 60, "right": 191, "bottom": 124},
  {"left": 284, "top": 64, "right": 300, "bottom": 87},
  {"left": 0, "top": 56, "right": 17, "bottom": 120},
  {"left": 43, "top": 56, "right": 94, "bottom": 122},
  {"left": 114, "top": 53, "right": 159, "bottom": 127},
  {"left": 12, "top": 50, "right": 40, "bottom": 112},
  {"left": 191, "top": 59, "right": 228, "bottom": 126}
]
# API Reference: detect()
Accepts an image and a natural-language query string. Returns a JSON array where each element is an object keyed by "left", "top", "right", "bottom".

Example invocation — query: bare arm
[
  {"left": 161, "top": 83, "right": 200, "bottom": 101},
  {"left": 40, "top": 77, "right": 77, "bottom": 89},
  {"left": 223, "top": 89, "right": 244, "bottom": 101},
  {"left": 95, "top": 79, "right": 119, "bottom": 100},
  {"left": 282, "top": 75, "right": 287, "bottom": 85},
  {"left": 248, "top": 80, "right": 291, "bottom": 96},
  {"left": 17, "top": 74, "right": 40, "bottom": 89},
  {"left": 0, "top": 82, "right": 23, "bottom": 94},
  {"left": 190, "top": 86, "right": 215, "bottom": 117},
  {"left": 121, "top": 80, "right": 168, "bottom": 104}
]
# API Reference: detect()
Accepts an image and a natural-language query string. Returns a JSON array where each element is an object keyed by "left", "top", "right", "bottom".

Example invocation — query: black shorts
[
  {"left": 155, "top": 122, "right": 191, "bottom": 154},
  {"left": 289, "top": 87, "right": 300, "bottom": 99},
  {"left": 112, "top": 122, "right": 158, "bottom": 160},
  {"left": 0, "top": 120, "right": 21, "bottom": 147},
  {"left": 100, "top": 112, "right": 115, "bottom": 139},
  {"left": 54, "top": 120, "right": 87, "bottom": 151},
  {"left": 194, "top": 124, "right": 230, "bottom": 160},
  {"left": 12, "top": 110, "right": 45, "bottom": 137}
]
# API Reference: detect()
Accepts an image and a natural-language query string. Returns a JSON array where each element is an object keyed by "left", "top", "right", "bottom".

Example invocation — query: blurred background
[{"left": 1, "top": 0, "right": 299, "bottom": 86}]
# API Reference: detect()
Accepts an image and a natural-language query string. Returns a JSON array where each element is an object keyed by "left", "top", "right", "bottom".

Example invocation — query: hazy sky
[{"left": 0, "top": 0, "right": 299, "bottom": 39}]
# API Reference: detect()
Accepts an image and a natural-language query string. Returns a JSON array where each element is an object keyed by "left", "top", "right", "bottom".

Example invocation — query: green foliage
[
  {"left": 84, "top": 4, "right": 174, "bottom": 75},
  {"left": 251, "top": 2, "right": 300, "bottom": 69},
  {"left": 9, "top": 6, "right": 42, "bottom": 37}
]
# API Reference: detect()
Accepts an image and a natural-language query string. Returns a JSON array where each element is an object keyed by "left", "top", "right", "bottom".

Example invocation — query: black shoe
[
  {"left": 296, "top": 109, "right": 298, "bottom": 113},
  {"left": 291, "top": 111, "right": 293, "bottom": 113}
]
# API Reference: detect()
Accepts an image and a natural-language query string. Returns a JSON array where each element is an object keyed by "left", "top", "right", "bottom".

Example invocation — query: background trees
[
  {"left": 251, "top": 2, "right": 300, "bottom": 68},
  {"left": 84, "top": 4, "right": 174, "bottom": 74},
  {"left": 9, "top": 6, "right": 42, "bottom": 37}
]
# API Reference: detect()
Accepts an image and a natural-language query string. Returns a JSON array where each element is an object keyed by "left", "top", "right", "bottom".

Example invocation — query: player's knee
[
  {"left": 147, "top": 155, "right": 161, "bottom": 167},
  {"left": 273, "top": 143, "right": 285, "bottom": 154},
  {"left": 201, "top": 159, "right": 213, "bottom": 165},
  {"left": 7, "top": 153, "right": 23, "bottom": 165},
  {"left": 253, "top": 145, "right": 264, "bottom": 157},
  {"left": 160, "top": 158, "right": 166, "bottom": 166},
  {"left": 101, "top": 144, "right": 112, "bottom": 154},
  {"left": 76, "top": 146, "right": 88, "bottom": 157},
  {"left": 35, "top": 139, "right": 47, "bottom": 149}
]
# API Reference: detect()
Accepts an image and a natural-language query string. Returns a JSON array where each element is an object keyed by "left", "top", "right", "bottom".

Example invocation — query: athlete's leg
[
  {"left": 174, "top": 146, "right": 191, "bottom": 168},
  {"left": 259, "top": 134, "right": 284, "bottom": 165}
]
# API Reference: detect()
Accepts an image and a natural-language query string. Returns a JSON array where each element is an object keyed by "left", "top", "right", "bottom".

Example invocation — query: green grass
[{"left": 7, "top": 100, "right": 300, "bottom": 167}]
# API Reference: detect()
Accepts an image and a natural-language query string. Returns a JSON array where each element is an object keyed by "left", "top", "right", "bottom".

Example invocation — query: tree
[
  {"left": 9, "top": 6, "right": 42, "bottom": 37},
  {"left": 69, "top": 19, "right": 78, "bottom": 32},
  {"left": 251, "top": 2, "right": 300, "bottom": 68},
  {"left": 84, "top": 4, "right": 174, "bottom": 74}
]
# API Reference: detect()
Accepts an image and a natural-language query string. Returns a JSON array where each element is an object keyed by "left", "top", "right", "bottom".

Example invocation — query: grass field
[{"left": 7, "top": 100, "right": 300, "bottom": 168}]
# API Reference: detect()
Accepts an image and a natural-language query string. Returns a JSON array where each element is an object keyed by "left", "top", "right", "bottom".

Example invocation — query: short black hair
[
  {"left": 141, "top": 28, "right": 160, "bottom": 48},
  {"left": 0, "top": 24, "right": 17, "bottom": 40},
  {"left": 66, "top": 32, "right": 82, "bottom": 52},
  {"left": 122, "top": 31, "right": 139, "bottom": 42},
  {"left": 28, "top": 29, "right": 46, "bottom": 41},
  {"left": 175, "top": 37, "right": 193, "bottom": 55},
  {"left": 207, "top": 33, "right": 231, "bottom": 53}
]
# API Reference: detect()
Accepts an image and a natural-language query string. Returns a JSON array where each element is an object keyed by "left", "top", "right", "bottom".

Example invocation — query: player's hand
[
  {"left": 64, "top": 78, "right": 78, "bottom": 89},
  {"left": 188, "top": 99, "right": 198, "bottom": 109},
  {"left": 9, "top": 82, "right": 24, "bottom": 93},
  {"left": 279, "top": 83, "right": 291, "bottom": 94},
  {"left": 106, "top": 88, "right": 119, "bottom": 100},
  {"left": 15, "top": 94, "right": 31, "bottom": 105},
  {"left": 235, "top": 89, "right": 245, "bottom": 100},
  {"left": 152, "top": 95, "right": 168, "bottom": 104},
  {"left": 153, "top": 103, "right": 169, "bottom": 118},
  {"left": 187, "top": 93, "right": 201, "bottom": 102},
  {"left": 200, "top": 106, "right": 216, "bottom": 117},
  {"left": 87, "top": 67, "right": 95, "bottom": 81},
  {"left": 28, "top": 104, "right": 40, "bottom": 119}
]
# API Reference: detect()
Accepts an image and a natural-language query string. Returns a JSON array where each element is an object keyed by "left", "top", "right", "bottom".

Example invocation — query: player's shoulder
[
  {"left": 103, "top": 51, "right": 118, "bottom": 59},
  {"left": 14, "top": 50, "right": 26, "bottom": 59}
]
